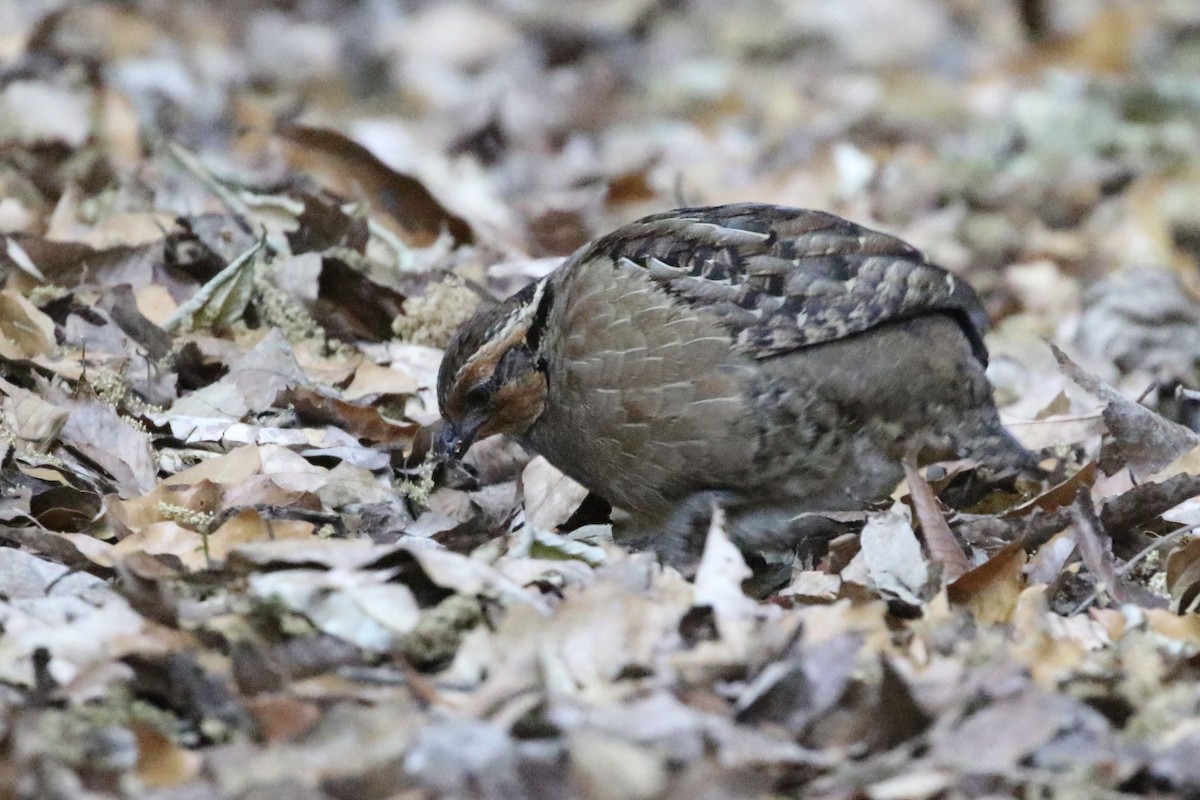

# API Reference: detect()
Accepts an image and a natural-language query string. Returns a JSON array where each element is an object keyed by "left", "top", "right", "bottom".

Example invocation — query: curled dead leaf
[{"left": 276, "top": 124, "right": 473, "bottom": 247}]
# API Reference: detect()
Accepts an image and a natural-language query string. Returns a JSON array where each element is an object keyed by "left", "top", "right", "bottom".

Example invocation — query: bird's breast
[{"left": 526, "top": 259, "right": 758, "bottom": 515}]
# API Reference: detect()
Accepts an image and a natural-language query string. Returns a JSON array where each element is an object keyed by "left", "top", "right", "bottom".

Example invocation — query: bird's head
[{"left": 434, "top": 278, "right": 553, "bottom": 463}]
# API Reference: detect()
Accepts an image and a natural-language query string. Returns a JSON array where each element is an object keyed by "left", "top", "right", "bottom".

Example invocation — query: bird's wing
[{"left": 569, "top": 203, "right": 991, "bottom": 364}]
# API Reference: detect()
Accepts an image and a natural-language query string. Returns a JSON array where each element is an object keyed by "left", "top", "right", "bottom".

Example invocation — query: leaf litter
[{"left": 0, "top": 1, "right": 1200, "bottom": 799}]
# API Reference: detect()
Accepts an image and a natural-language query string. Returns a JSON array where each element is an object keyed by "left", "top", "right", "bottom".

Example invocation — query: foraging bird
[{"left": 436, "top": 204, "right": 1035, "bottom": 559}]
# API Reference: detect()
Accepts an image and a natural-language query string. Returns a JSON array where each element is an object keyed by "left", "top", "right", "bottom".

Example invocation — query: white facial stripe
[{"left": 459, "top": 277, "right": 550, "bottom": 385}]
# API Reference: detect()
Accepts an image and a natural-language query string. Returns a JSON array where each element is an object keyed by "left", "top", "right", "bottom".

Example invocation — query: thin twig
[
  {"left": 1115, "top": 521, "right": 1200, "bottom": 579},
  {"left": 163, "top": 140, "right": 257, "bottom": 235},
  {"left": 1070, "top": 521, "right": 1200, "bottom": 615}
]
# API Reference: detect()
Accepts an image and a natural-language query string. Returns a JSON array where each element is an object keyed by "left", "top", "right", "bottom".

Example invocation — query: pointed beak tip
[{"left": 433, "top": 422, "right": 465, "bottom": 464}]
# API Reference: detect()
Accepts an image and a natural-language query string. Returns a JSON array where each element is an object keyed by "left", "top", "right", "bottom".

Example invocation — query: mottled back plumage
[
  {"left": 436, "top": 203, "right": 1036, "bottom": 564},
  {"left": 574, "top": 204, "right": 991, "bottom": 364}
]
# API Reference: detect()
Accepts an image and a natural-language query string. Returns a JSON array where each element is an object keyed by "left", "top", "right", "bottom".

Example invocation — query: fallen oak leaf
[
  {"left": 47, "top": 388, "right": 158, "bottom": 496},
  {"left": 132, "top": 720, "right": 202, "bottom": 789},
  {"left": 248, "top": 566, "right": 420, "bottom": 652},
  {"left": 103, "top": 284, "right": 174, "bottom": 361}
]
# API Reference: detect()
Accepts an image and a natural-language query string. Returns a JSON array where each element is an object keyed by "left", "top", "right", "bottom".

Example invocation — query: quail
[{"left": 436, "top": 204, "right": 1036, "bottom": 558}]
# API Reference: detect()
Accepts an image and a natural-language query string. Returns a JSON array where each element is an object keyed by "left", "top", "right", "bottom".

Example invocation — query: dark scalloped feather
[{"left": 568, "top": 203, "right": 991, "bottom": 364}]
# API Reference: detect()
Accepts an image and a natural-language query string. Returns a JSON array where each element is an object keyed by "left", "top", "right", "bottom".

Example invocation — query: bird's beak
[{"left": 433, "top": 420, "right": 480, "bottom": 465}]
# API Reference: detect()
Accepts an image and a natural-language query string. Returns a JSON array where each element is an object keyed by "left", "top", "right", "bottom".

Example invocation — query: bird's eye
[{"left": 464, "top": 384, "right": 492, "bottom": 406}]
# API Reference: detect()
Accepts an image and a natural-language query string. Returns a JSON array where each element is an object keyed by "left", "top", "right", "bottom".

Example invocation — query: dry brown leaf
[
  {"left": 341, "top": 360, "right": 420, "bottom": 401},
  {"left": 291, "top": 340, "right": 362, "bottom": 387},
  {"left": 109, "top": 478, "right": 223, "bottom": 536},
  {"left": 133, "top": 721, "right": 202, "bottom": 789},
  {"left": 0, "top": 549, "right": 146, "bottom": 686},
  {"left": 276, "top": 124, "right": 473, "bottom": 247},
  {"left": 401, "top": 543, "right": 551, "bottom": 613},
  {"left": 1024, "top": 529, "right": 1077, "bottom": 586},
  {"left": 1071, "top": 493, "right": 1123, "bottom": 603},
  {"left": 0, "top": 235, "right": 178, "bottom": 294},
  {"left": 227, "top": 537, "right": 395, "bottom": 572},
  {"left": 1142, "top": 609, "right": 1200, "bottom": 647},
  {"left": 569, "top": 728, "right": 666, "bottom": 800},
  {"left": 903, "top": 458, "right": 967, "bottom": 584},
  {"left": 777, "top": 570, "right": 841, "bottom": 603},
  {"left": 1005, "top": 412, "right": 1107, "bottom": 452},
  {"left": 279, "top": 385, "right": 418, "bottom": 448},
  {"left": 1166, "top": 538, "right": 1200, "bottom": 614},
  {"left": 0, "top": 377, "right": 68, "bottom": 450},
  {"left": 111, "top": 520, "right": 210, "bottom": 567},
  {"left": 947, "top": 541, "right": 1027, "bottom": 625},
  {"left": 222, "top": 474, "right": 321, "bottom": 513},
  {"left": 1021, "top": 8, "right": 1142, "bottom": 74},
  {"left": 56, "top": 395, "right": 158, "bottom": 495},
  {"left": 206, "top": 509, "right": 317, "bottom": 557},
  {"left": 63, "top": 212, "right": 182, "bottom": 249},
  {"left": 931, "top": 688, "right": 1106, "bottom": 776},
  {"left": 1150, "top": 444, "right": 1200, "bottom": 483},
  {"left": 298, "top": 256, "right": 410, "bottom": 342},
  {"left": 132, "top": 286, "right": 175, "bottom": 327},
  {"left": 112, "top": 509, "right": 316, "bottom": 570},
  {"left": 1004, "top": 461, "right": 1097, "bottom": 518},
  {"left": 166, "top": 328, "right": 307, "bottom": 420},
  {"left": 244, "top": 694, "right": 322, "bottom": 744},
  {"left": 0, "top": 290, "right": 54, "bottom": 359}
]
